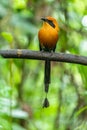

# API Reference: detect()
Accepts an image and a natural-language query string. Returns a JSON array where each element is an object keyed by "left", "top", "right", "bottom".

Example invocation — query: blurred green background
[{"left": 0, "top": 0, "right": 87, "bottom": 130}]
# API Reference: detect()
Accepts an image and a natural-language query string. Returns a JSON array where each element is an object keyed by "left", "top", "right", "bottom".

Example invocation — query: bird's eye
[{"left": 47, "top": 20, "right": 55, "bottom": 28}]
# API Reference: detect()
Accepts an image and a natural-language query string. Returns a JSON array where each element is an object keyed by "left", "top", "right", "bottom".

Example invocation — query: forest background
[{"left": 0, "top": 0, "right": 87, "bottom": 130}]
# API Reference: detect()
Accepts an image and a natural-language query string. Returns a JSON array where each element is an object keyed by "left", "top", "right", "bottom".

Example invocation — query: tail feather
[{"left": 44, "top": 60, "right": 51, "bottom": 93}]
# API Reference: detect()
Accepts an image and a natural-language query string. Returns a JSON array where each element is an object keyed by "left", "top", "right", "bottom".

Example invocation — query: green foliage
[
  {"left": 0, "top": 0, "right": 87, "bottom": 130},
  {"left": 1, "top": 32, "right": 13, "bottom": 43}
]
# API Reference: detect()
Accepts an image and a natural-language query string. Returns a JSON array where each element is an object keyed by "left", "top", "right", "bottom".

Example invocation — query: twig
[{"left": 0, "top": 49, "right": 87, "bottom": 65}]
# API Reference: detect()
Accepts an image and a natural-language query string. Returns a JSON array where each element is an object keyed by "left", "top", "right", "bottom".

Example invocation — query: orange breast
[{"left": 38, "top": 25, "right": 58, "bottom": 50}]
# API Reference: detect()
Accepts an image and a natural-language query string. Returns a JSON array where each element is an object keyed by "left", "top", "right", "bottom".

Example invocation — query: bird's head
[{"left": 41, "top": 16, "right": 59, "bottom": 32}]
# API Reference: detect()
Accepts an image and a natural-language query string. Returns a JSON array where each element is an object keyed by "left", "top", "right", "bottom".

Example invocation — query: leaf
[
  {"left": 11, "top": 109, "right": 28, "bottom": 119},
  {"left": 75, "top": 106, "right": 87, "bottom": 117},
  {"left": 1, "top": 32, "right": 13, "bottom": 43}
]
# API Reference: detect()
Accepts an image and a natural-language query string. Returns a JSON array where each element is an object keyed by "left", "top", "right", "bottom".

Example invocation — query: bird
[{"left": 38, "top": 16, "right": 59, "bottom": 107}]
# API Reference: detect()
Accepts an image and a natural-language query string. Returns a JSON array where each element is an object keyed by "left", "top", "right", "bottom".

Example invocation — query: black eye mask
[
  {"left": 41, "top": 17, "right": 55, "bottom": 28},
  {"left": 47, "top": 20, "right": 55, "bottom": 28}
]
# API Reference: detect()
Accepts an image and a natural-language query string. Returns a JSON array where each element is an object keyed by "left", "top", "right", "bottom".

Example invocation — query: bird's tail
[
  {"left": 43, "top": 60, "right": 51, "bottom": 108},
  {"left": 44, "top": 60, "right": 51, "bottom": 93}
]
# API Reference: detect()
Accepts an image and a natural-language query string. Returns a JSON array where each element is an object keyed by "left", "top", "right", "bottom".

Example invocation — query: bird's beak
[{"left": 41, "top": 17, "right": 47, "bottom": 22}]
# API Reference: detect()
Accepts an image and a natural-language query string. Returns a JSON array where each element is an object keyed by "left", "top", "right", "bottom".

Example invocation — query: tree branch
[{"left": 0, "top": 49, "right": 87, "bottom": 65}]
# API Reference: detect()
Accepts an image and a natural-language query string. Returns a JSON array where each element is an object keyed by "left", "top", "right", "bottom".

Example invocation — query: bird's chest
[{"left": 39, "top": 28, "right": 58, "bottom": 49}]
